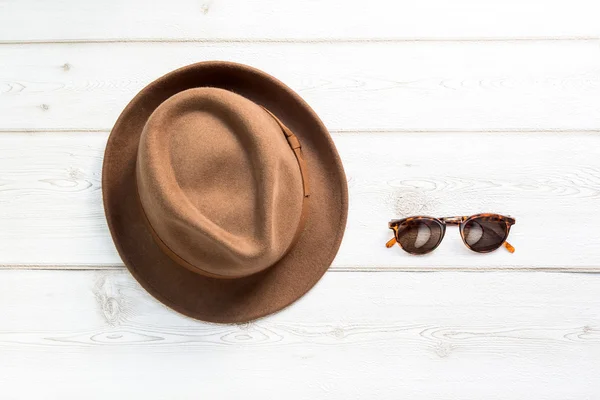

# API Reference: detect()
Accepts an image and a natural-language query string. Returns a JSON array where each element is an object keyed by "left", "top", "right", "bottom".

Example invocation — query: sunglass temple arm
[
  {"left": 503, "top": 241, "right": 515, "bottom": 253},
  {"left": 386, "top": 237, "right": 397, "bottom": 248}
]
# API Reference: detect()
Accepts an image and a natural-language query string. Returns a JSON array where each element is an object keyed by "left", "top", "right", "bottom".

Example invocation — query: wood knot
[
  {"left": 40, "top": 104, "right": 50, "bottom": 111},
  {"left": 221, "top": 326, "right": 275, "bottom": 344},
  {"left": 101, "top": 297, "right": 122, "bottom": 325},
  {"left": 93, "top": 272, "right": 126, "bottom": 326},
  {"left": 386, "top": 188, "right": 431, "bottom": 216},
  {"left": 331, "top": 327, "right": 345, "bottom": 339},
  {"left": 434, "top": 341, "right": 454, "bottom": 358},
  {"left": 237, "top": 322, "right": 252, "bottom": 330},
  {"left": 67, "top": 167, "right": 85, "bottom": 180},
  {"left": 200, "top": 2, "right": 210, "bottom": 14},
  {"left": 62, "top": 63, "right": 71, "bottom": 71}
]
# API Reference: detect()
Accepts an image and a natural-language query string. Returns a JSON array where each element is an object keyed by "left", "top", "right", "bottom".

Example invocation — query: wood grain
[
  {"left": 0, "top": 270, "right": 598, "bottom": 399},
  {"left": 1, "top": 0, "right": 600, "bottom": 42},
  {"left": 1, "top": 131, "right": 599, "bottom": 269},
  {"left": 1, "top": 42, "right": 599, "bottom": 131},
  {"left": 1, "top": 0, "right": 599, "bottom": 397}
]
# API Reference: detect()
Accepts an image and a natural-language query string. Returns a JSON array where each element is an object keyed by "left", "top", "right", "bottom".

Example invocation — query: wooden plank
[
  {"left": 1, "top": 41, "right": 599, "bottom": 131},
  {"left": 0, "top": 270, "right": 598, "bottom": 398},
  {"left": 1, "top": 131, "right": 599, "bottom": 270},
  {"left": 1, "top": 0, "right": 599, "bottom": 42}
]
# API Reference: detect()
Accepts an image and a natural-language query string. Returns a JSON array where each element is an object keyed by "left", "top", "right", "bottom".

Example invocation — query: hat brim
[{"left": 102, "top": 62, "right": 348, "bottom": 323}]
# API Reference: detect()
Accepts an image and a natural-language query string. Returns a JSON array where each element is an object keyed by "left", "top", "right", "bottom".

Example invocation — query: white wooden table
[{"left": 1, "top": 1, "right": 599, "bottom": 398}]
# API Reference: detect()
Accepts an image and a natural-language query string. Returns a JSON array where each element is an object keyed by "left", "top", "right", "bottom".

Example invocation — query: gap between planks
[
  {"left": 2, "top": 128, "right": 600, "bottom": 134},
  {"left": 2, "top": 264, "right": 600, "bottom": 273},
  {"left": 0, "top": 37, "right": 599, "bottom": 45}
]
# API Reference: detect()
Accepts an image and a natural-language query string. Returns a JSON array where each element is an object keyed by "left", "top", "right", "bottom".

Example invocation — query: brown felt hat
[{"left": 102, "top": 61, "right": 348, "bottom": 323}]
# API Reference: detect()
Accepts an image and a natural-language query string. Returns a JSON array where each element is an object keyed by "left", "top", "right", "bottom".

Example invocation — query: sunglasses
[{"left": 386, "top": 213, "right": 516, "bottom": 254}]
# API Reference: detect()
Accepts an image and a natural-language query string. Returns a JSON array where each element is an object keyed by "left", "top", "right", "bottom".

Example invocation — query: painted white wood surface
[
  {"left": 1, "top": 131, "right": 599, "bottom": 269},
  {"left": 0, "top": 270, "right": 599, "bottom": 399},
  {"left": 1, "top": 41, "right": 600, "bottom": 132},
  {"left": 1, "top": 0, "right": 600, "bottom": 42},
  {"left": 1, "top": 0, "right": 600, "bottom": 397}
]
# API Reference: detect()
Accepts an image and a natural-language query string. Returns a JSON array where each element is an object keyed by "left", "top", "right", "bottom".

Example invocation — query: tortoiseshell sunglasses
[{"left": 386, "top": 213, "right": 516, "bottom": 254}]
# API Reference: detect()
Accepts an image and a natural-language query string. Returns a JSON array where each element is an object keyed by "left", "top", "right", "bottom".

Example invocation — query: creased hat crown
[{"left": 136, "top": 88, "right": 304, "bottom": 278}]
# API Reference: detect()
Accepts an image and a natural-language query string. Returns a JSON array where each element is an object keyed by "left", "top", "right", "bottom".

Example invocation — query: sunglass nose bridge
[{"left": 441, "top": 216, "right": 466, "bottom": 225}]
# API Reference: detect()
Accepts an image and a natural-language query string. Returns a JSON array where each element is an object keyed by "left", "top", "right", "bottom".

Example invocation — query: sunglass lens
[
  {"left": 462, "top": 216, "right": 508, "bottom": 253},
  {"left": 396, "top": 218, "right": 444, "bottom": 254}
]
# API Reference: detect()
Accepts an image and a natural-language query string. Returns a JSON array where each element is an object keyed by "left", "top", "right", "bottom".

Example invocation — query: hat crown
[{"left": 136, "top": 88, "right": 304, "bottom": 278}]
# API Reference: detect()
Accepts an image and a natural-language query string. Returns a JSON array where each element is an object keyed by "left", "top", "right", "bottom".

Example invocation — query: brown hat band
[
  {"left": 260, "top": 107, "right": 310, "bottom": 198},
  {"left": 136, "top": 108, "right": 310, "bottom": 280}
]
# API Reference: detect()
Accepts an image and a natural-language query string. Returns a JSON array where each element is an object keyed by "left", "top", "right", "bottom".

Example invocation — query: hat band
[
  {"left": 259, "top": 107, "right": 310, "bottom": 260},
  {"left": 136, "top": 108, "right": 310, "bottom": 280},
  {"left": 260, "top": 107, "right": 310, "bottom": 198}
]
